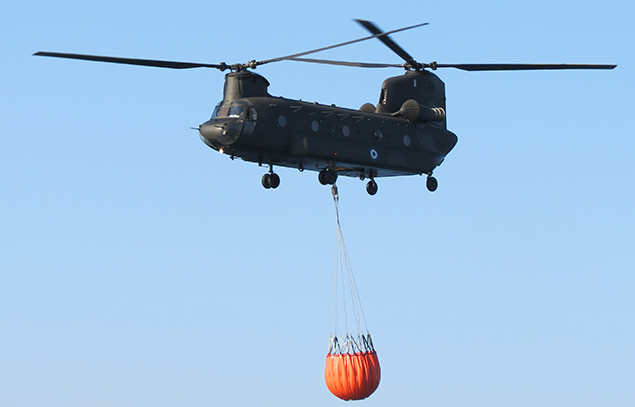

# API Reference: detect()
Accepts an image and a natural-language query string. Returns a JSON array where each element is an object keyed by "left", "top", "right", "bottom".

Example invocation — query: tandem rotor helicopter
[{"left": 35, "top": 20, "right": 615, "bottom": 195}]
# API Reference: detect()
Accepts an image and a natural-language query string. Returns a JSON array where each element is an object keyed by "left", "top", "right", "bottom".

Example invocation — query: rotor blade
[
  {"left": 288, "top": 57, "right": 405, "bottom": 68},
  {"left": 355, "top": 19, "right": 420, "bottom": 67},
  {"left": 33, "top": 51, "right": 227, "bottom": 70},
  {"left": 435, "top": 63, "right": 617, "bottom": 71},
  {"left": 258, "top": 22, "right": 428, "bottom": 66}
]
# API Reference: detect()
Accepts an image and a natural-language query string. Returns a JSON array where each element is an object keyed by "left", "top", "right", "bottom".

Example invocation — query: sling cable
[{"left": 324, "top": 185, "right": 381, "bottom": 401}]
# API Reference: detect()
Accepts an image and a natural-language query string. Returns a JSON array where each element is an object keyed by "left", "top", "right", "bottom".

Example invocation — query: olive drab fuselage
[{"left": 198, "top": 70, "right": 458, "bottom": 179}]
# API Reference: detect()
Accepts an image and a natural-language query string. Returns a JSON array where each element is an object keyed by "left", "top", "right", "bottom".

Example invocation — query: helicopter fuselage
[{"left": 199, "top": 70, "right": 458, "bottom": 181}]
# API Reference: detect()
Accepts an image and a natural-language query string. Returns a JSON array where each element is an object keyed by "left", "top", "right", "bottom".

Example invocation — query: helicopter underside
[
  {"left": 214, "top": 145, "right": 444, "bottom": 195},
  {"left": 239, "top": 151, "right": 425, "bottom": 178}
]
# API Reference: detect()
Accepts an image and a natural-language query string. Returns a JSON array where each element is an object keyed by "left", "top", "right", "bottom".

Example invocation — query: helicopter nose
[
  {"left": 199, "top": 121, "right": 219, "bottom": 140},
  {"left": 199, "top": 119, "right": 242, "bottom": 147},
  {"left": 198, "top": 120, "right": 224, "bottom": 149}
]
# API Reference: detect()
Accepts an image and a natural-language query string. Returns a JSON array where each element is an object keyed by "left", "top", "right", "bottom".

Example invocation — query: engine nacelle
[{"left": 394, "top": 99, "right": 445, "bottom": 123}]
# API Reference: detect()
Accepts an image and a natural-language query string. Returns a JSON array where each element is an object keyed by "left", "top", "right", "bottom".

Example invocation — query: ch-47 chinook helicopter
[{"left": 35, "top": 20, "right": 615, "bottom": 195}]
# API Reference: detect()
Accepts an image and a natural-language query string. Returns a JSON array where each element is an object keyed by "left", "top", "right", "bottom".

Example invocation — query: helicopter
[{"left": 34, "top": 20, "right": 615, "bottom": 195}]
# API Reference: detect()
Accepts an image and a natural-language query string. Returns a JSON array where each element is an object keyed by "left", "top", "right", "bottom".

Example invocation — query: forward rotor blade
[
  {"left": 435, "top": 63, "right": 617, "bottom": 71},
  {"left": 258, "top": 22, "right": 428, "bottom": 66},
  {"left": 33, "top": 52, "right": 227, "bottom": 70},
  {"left": 289, "top": 57, "right": 405, "bottom": 68},
  {"left": 355, "top": 19, "right": 420, "bottom": 67}
]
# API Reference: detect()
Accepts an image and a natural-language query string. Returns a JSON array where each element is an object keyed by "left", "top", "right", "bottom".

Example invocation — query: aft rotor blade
[
  {"left": 435, "top": 63, "right": 617, "bottom": 71},
  {"left": 258, "top": 22, "right": 428, "bottom": 66},
  {"left": 33, "top": 51, "right": 227, "bottom": 70},
  {"left": 289, "top": 57, "right": 405, "bottom": 68},
  {"left": 355, "top": 19, "right": 420, "bottom": 67}
]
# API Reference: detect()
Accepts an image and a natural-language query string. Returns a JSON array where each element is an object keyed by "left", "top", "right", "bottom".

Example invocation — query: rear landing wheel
[
  {"left": 262, "top": 173, "right": 271, "bottom": 189},
  {"left": 327, "top": 170, "right": 338, "bottom": 185},
  {"left": 426, "top": 176, "right": 438, "bottom": 192},
  {"left": 318, "top": 170, "right": 328, "bottom": 185},
  {"left": 366, "top": 179, "right": 378, "bottom": 195},
  {"left": 269, "top": 172, "right": 280, "bottom": 188},
  {"left": 318, "top": 169, "right": 338, "bottom": 185}
]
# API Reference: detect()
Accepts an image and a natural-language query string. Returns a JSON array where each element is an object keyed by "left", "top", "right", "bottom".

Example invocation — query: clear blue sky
[{"left": 1, "top": 1, "right": 633, "bottom": 406}]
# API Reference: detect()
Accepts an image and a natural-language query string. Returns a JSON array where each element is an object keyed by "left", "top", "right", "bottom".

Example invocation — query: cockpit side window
[
  {"left": 228, "top": 105, "right": 245, "bottom": 118},
  {"left": 210, "top": 103, "right": 221, "bottom": 119},
  {"left": 247, "top": 107, "right": 258, "bottom": 120}
]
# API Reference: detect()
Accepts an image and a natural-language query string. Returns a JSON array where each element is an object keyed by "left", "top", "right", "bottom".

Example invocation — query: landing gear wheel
[
  {"left": 426, "top": 176, "right": 438, "bottom": 192},
  {"left": 262, "top": 173, "right": 272, "bottom": 189},
  {"left": 262, "top": 172, "right": 280, "bottom": 189},
  {"left": 318, "top": 169, "right": 338, "bottom": 185},
  {"left": 318, "top": 170, "right": 328, "bottom": 185},
  {"left": 269, "top": 173, "right": 280, "bottom": 188},
  {"left": 326, "top": 170, "right": 338, "bottom": 185},
  {"left": 366, "top": 179, "right": 378, "bottom": 195}
]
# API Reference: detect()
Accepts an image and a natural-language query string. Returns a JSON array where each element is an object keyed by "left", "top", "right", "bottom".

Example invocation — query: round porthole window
[
  {"left": 373, "top": 130, "right": 383, "bottom": 141},
  {"left": 342, "top": 125, "right": 350, "bottom": 137},
  {"left": 311, "top": 120, "right": 319, "bottom": 132},
  {"left": 403, "top": 134, "right": 411, "bottom": 146},
  {"left": 278, "top": 115, "right": 287, "bottom": 127}
]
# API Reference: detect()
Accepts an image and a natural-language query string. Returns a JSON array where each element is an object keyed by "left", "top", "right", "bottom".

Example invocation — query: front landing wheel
[{"left": 262, "top": 173, "right": 280, "bottom": 189}]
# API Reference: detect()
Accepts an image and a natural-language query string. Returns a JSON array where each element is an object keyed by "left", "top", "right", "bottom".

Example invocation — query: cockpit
[
  {"left": 200, "top": 103, "right": 259, "bottom": 148},
  {"left": 211, "top": 103, "right": 258, "bottom": 121}
]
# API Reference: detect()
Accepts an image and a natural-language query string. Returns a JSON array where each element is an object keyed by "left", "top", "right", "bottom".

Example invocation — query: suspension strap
[
  {"left": 331, "top": 185, "right": 340, "bottom": 226},
  {"left": 330, "top": 184, "right": 370, "bottom": 344}
]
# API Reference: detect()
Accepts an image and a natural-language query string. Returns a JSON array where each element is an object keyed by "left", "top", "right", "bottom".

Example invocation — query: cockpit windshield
[
  {"left": 211, "top": 103, "right": 247, "bottom": 120},
  {"left": 210, "top": 103, "right": 221, "bottom": 119}
]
